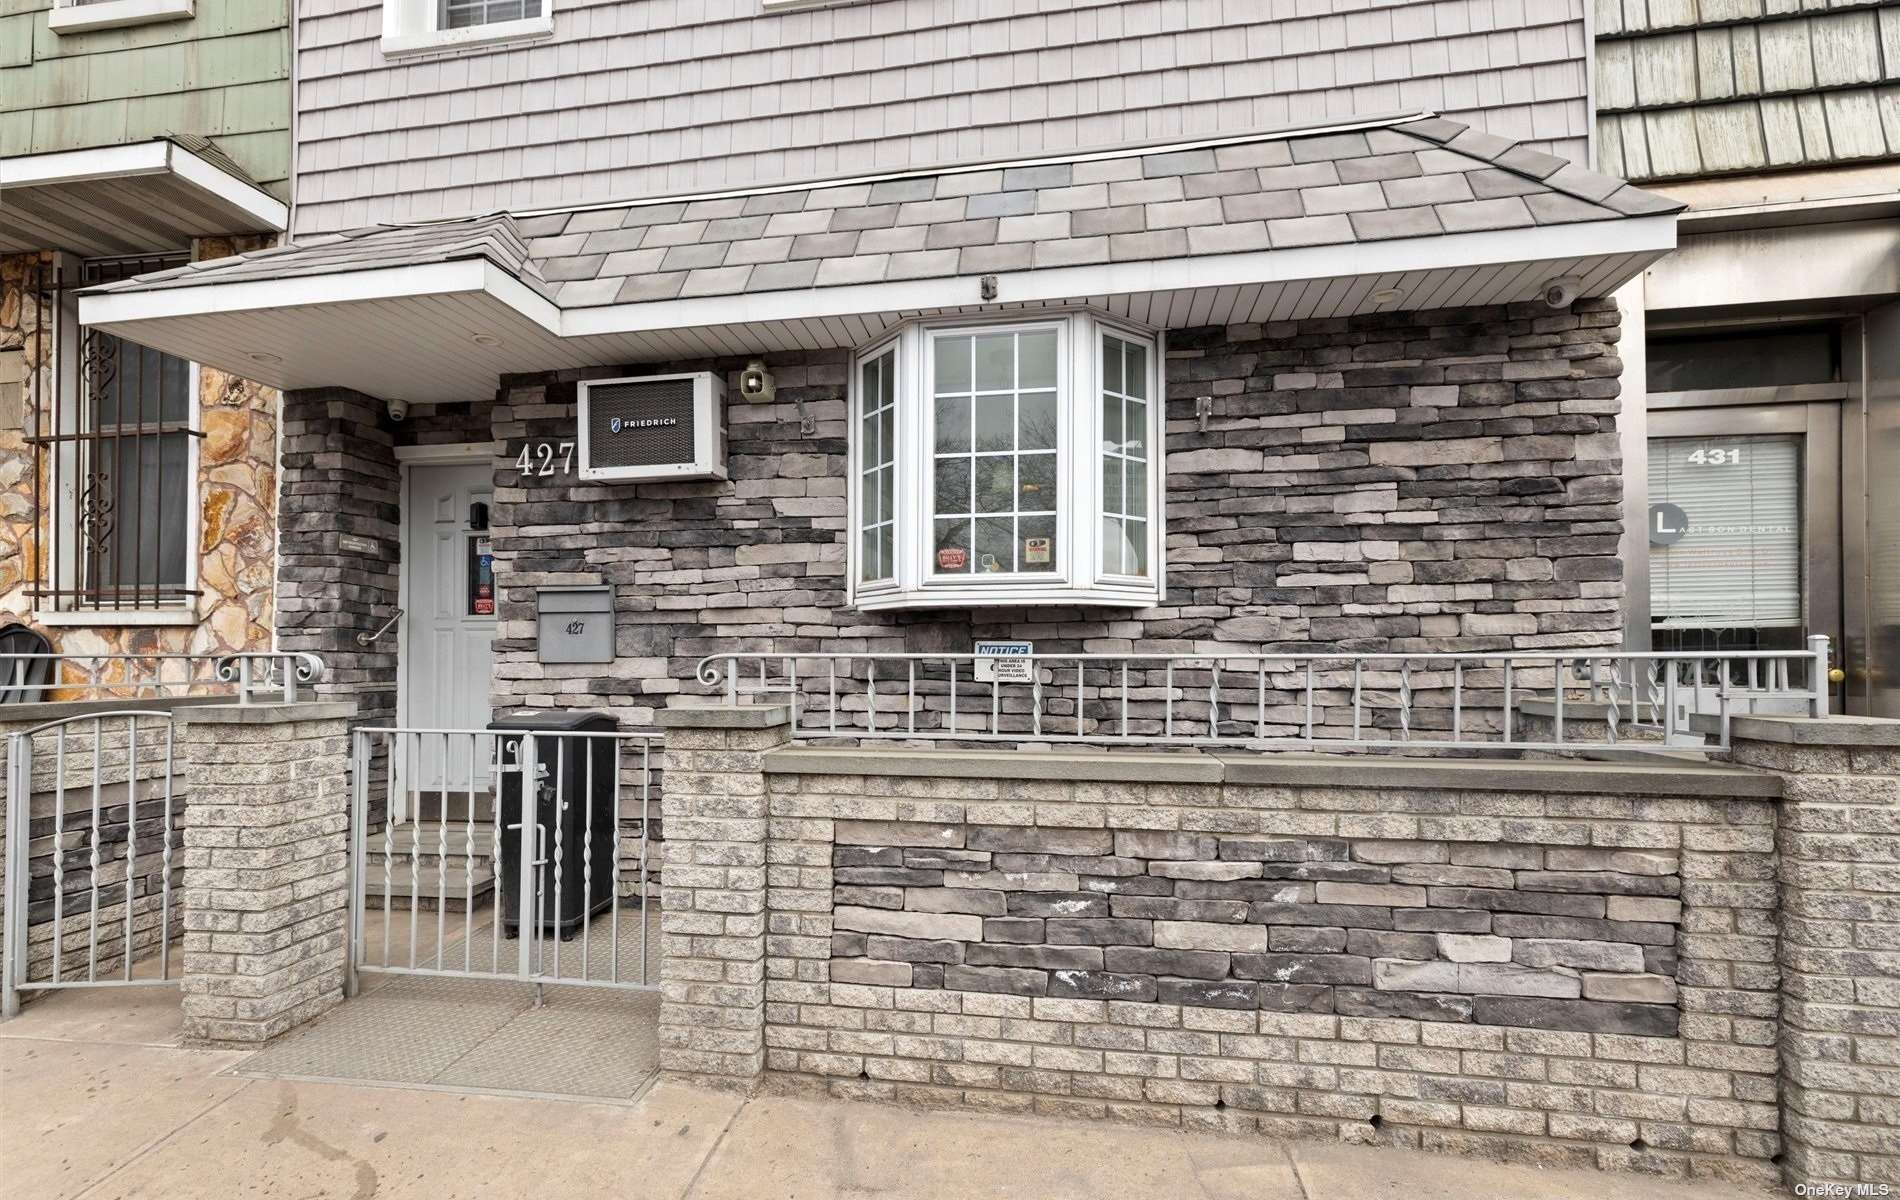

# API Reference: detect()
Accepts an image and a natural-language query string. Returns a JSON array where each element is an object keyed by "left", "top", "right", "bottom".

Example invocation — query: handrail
[
  {"left": 694, "top": 637, "right": 1831, "bottom": 754},
  {"left": 357, "top": 609, "right": 403, "bottom": 647}
]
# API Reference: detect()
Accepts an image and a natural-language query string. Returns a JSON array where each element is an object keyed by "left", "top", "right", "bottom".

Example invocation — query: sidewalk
[{"left": 1, "top": 988, "right": 1781, "bottom": 1200}]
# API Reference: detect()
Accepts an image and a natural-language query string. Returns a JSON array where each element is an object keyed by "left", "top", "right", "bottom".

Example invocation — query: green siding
[{"left": 2, "top": 0, "right": 290, "bottom": 198}]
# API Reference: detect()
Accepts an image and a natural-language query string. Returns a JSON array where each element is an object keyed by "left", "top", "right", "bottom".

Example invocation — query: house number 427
[{"left": 515, "top": 441, "right": 575, "bottom": 476}]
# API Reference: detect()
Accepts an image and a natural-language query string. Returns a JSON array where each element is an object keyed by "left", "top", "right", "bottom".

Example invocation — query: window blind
[{"left": 1649, "top": 435, "right": 1802, "bottom": 629}]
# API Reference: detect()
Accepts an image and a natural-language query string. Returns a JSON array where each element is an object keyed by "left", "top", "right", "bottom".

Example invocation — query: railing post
[
  {"left": 1807, "top": 634, "right": 1832, "bottom": 719},
  {"left": 2, "top": 734, "right": 31, "bottom": 1020}
]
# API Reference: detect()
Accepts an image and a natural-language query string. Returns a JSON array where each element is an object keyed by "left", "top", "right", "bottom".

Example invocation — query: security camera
[
  {"left": 386, "top": 398, "right": 410, "bottom": 422},
  {"left": 739, "top": 360, "right": 776, "bottom": 404},
  {"left": 1541, "top": 276, "right": 1582, "bottom": 310}
]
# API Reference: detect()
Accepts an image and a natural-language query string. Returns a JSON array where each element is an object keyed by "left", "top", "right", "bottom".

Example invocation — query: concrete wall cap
[
  {"left": 657, "top": 701, "right": 794, "bottom": 729},
  {"left": 0, "top": 696, "right": 235, "bottom": 726},
  {"left": 172, "top": 701, "right": 359, "bottom": 725},
  {"left": 759, "top": 746, "right": 1779, "bottom": 797},
  {"left": 1717, "top": 713, "right": 1900, "bottom": 747}
]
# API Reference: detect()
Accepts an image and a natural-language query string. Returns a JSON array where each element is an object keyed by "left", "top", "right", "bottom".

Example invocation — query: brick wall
[{"left": 476, "top": 299, "right": 1624, "bottom": 732}]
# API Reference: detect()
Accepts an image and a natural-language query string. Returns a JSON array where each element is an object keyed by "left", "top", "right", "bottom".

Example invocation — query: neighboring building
[
  {"left": 1593, "top": 0, "right": 1900, "bottom": 716},
  {"left": 0, "top": 0, "right": 291, "bottom": 668},
  {"left": 73, "top": 0, "right": 1685, "bottom": 741}
]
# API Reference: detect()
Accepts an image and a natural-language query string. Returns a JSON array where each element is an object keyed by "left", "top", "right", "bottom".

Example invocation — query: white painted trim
[
  {"left": 33, "top": 609, "right": 198, "bottom": 627},
  {"left": 395, "top": 441, "right": 499, "bottom": 463},
  {"left": 381, "top": 15, "right": 553, "bottom": 57},
  {"left": 47, "top": 0, "right": 192, "bottom": 34},
  {"left": 80, "top": 216, "right": 1678, "bottom": 345},
  {"left": 1, "top": 140, "right": 287, "bottom": 234}
]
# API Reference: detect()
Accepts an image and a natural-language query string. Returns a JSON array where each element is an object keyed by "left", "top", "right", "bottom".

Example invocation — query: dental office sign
[{"left": 974, "top": 641, "right": 1034, "bottom": 683}]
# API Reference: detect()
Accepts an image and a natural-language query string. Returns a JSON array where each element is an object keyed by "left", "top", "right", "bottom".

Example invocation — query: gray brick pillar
[
  {"left": 1728, "top": 715, "right": 1900, "bottom": 1190},
  {"left": 176, "top": 701, "right": 356, "bottom": 1046},
  {"left": 652, "top": 702, "right": 789, "bottom": 1090}
]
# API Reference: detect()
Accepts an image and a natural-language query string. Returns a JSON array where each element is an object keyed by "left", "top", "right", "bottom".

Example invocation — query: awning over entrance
[
  {"left": 1, "top": 135, "right": 289, "bottom": 257},
  {"left": 77, "top": 113, "right": 1683, "bottom": 404}
]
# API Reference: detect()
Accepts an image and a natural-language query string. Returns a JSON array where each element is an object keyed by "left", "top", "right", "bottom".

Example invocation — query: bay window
[{"left": 850, "top": 312, "right": 1163, "bottom": 610}]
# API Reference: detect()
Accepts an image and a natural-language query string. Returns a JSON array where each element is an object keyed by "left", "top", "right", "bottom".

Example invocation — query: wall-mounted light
[
  {"left": 247, "top": 351, "right": 282, "bottom": 364},
  {"left": 472, "top": 333, "right": 502, "bottom": 347},
  {"left": 1371, "top": 287, "right": 1405, "bottom": 305},
  {"left": 739, "top": 360, "right": 776, "bottom": 403}
]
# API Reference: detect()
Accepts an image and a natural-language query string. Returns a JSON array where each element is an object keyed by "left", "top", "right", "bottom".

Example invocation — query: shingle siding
[
  {"left": 1594, "top": 0, "right": 1900, "bottom": 179},
  {"left": 291, "top": 0, "right": 1594, "bottom": 236},
  {"left": 0, "top": 0, "right": 292, "bottom": 197}
]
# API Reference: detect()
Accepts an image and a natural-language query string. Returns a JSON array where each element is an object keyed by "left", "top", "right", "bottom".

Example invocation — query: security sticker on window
[
  {"left": 975, "top": 640, "right": 1033, "bottom": 683},
  {"left": 1023, "top": 537, "right": 1051, "bottom": 565},
  {"left": 469, "top": 536, "right": 495, "bottom": 615}
]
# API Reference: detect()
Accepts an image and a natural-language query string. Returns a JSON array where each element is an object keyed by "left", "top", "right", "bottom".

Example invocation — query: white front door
[{"left": 401, "top": 460, "right": 497, "bottom": 790}]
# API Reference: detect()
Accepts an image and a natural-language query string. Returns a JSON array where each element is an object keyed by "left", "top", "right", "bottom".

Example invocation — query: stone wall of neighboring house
[{"left": 0, "top": 243, "right": 279, "bottom": 677}]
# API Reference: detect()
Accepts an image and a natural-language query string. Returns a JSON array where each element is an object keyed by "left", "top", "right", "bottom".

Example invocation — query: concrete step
[
  {"left": 367, "top": 823, "right": 497, "bottom": 859},
  {"left": 361, "top": 865, "right": 495, "bottom": 912}
]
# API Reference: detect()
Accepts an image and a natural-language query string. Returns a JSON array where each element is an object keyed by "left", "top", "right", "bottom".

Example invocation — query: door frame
[
  {"left": 395, "top": 442, "right": 498, "bottom": 730},
  {"left": 1646, "top": 399, "right": 1846, "bottom": 708}
]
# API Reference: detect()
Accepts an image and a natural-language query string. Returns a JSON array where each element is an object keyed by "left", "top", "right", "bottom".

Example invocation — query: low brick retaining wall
[{"left": 655, "top": 704, "right": 1900, "bottom": 1191}]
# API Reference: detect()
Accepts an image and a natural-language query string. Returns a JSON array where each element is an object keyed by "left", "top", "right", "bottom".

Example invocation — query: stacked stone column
[
  {"left": 1729, "top": 715, "right": 1900, "bottom": 1189},
  {"left": 653, "top": 702, "right": 790, "bottom": 1088},
  {"left": 176, "top": 701, "right": 355, "bottom": 1045}
]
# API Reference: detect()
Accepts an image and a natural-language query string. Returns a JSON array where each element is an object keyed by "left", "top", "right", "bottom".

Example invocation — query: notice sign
[
  {"left": 974, "top": 640, "right": 1034, "bottom": 683},
  {"left": 1649, "top": 502, "right": 1689, "bottom": 547}
]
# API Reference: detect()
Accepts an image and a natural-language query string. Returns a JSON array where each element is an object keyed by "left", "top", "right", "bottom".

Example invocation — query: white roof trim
[
  {"left": 79, "top": 215, "right": 1678, "bottom": 340},
  {"left": 1, "top": 140, "right": 287, "bottom": 233}
]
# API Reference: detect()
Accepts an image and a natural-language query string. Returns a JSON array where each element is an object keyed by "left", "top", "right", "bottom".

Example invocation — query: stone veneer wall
[
  {"left": 479, "top": 298, "right": 1624, "bottom": 731},
  {"left": 827, "top": 824, "right": 1684, "bottom": 1033},
  {"left": 0, "top": 243, "right": 278, "bottom": 671}
]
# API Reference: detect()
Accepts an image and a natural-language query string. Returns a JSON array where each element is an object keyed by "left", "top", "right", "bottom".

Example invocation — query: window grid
[
  {"left": 930, "top": 329, "right": 1059, "bottom": 576},
  {"left": 441, "top": 0, "right": 541, "bottom": 29},
  {"left": 858, "top": 348, "right": 896, "bottom": 584},
  {"left": 1100, "top": 333, "right": 1150, "bottom": 578}
]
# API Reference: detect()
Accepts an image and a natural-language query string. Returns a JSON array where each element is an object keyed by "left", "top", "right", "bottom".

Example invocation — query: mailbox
[{"left": 536, "top": 586, "right": 614, "bottom": 664}]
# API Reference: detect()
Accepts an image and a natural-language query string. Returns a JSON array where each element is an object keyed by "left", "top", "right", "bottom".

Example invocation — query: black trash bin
[{"left": 489, "top": 711, "right": 619, "bottom": 941}]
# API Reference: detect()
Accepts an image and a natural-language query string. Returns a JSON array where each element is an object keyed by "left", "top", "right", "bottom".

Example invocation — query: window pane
[
  {"left": 875, "top": 525, "right": 893, "bottom": 580},
  {"left": 1126, "top": 460, "right": 1148, "bottom": 518},
  {"left": 857, "top": 348, "right": 896, "bottom": 585},
  {"left": 1103, "top": 457, "right": 1123, "bottom": 514},
  {"left": 1102, "top": 517, "right": 1124, "bottom": 576},
  {"left": 861, "top": 527, "right": 881, "bottom": 583},
  {"left": 975, "top": 517, "right": 1014, "bottom": 573},
  {"left": 1101, "top": 338, "right": 1123, "bottom": 395},
  {"left": 936, "top": 336, "right": 971, "bottom": 394},
  {"left": 1020, "top": 331, "right": 1057, "bottom": 390},
  {"left": 935, "top": 395, "right": 970, "bottom": 453},
  {"left": 95, "top": 432, "right": 189, "bottom": 589},
  {"left": 1123, "top": 341, "right": 1149, "bottom": 400},
  {"left": 862, "top": 413, "right": 879, "bottom": 462},
  {"left": 974, "top": 395, "right": 1014, "bottom": 452},
  {"left": 1020, "top": 514, "right": 1056, "bottom": 573},
  {"left": 935, "top": 458, "right": 971, "bottom": 514},
  {"left": 974, "top": 334, "right": 1014, "bottom": 392},
  {"left": 877, "top": 466, "right": 894, "bottom": 528},
  {"left": 976, "top": 457, "right": 1014, "bottom": 513},
  {"left": 878, "top": 411, "right": 893, "bottom": 464},
  {"left": 1019, "top": 452, "right": 1056, "bottom": 510},
  {"left": 1124, "top": 520, "right": 1149, "bottom": 577},
  {"left": 1019, "top": 391, "right": 1056, "bottom": 451},
  {"left": 1124, "top": 400, "right": 1147, "bottom": 458},
  {"left": 934, "top": 518, "right": 972, "bottom": 574},
  {"left": 880, "top": 355, "right": 895, "bottom": 404},
  {"left": 1102, "top": 393, "right": 1123, "bottom": 453}
]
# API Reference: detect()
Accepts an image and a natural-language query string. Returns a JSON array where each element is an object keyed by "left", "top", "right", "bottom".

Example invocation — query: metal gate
[
  {"left": 2, "top": 711, "right": 181, "bottom": 1017},
  {"left": 347, "top": 727, "right": 660, "bottom": 997}
]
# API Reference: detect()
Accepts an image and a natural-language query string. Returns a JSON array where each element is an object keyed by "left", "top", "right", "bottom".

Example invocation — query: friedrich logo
[{"left": 608, "top": 416, "right": 677, "bottom": 434}]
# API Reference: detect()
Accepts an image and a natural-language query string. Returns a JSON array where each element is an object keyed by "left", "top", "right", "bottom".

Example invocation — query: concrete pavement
[{"left": 1, "top": 987, "right": 1782, "bottom": 1200}]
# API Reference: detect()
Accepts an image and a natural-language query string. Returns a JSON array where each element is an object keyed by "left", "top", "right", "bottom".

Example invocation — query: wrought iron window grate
[{"left": 23, "top": 253, "right": 201, "bottom": 612}]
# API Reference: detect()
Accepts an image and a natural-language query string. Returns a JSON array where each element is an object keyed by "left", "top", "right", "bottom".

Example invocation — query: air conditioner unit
[{"left": 576, "top": 372, "right": 727, "bottom": 482}]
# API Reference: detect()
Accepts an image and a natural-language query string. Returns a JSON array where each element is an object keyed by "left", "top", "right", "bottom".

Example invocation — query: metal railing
[
  {"left": 347, "top": 727, "right": 660, "bottom": 1001},
  {"left": 3, "top": 709, "right": 181, "bottom": 1017},
  {"left": 696, "top": 637, "right": 1830, "bottom": 753},
  {"left": 0, "top": 651, "right": 325, "bottom": 706}
]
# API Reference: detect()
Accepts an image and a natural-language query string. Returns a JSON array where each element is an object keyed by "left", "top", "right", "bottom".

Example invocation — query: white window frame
[
  {"left": 48, "top": 0, "right": 193, "bottom": 35},
  {"left": 848, "top": 310, "right": 1165, "bottom": 612},
  {"left": 382, "top": 0, "right": 554, "bottom": 58}
]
